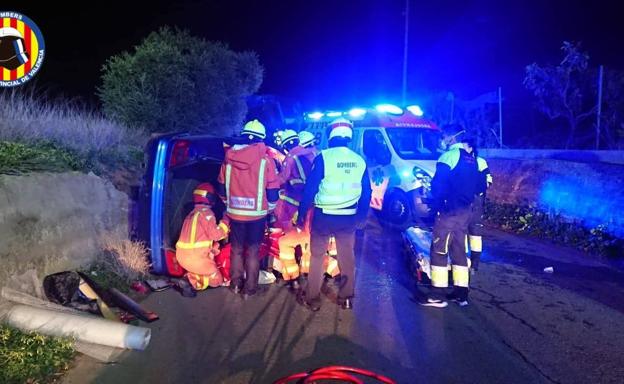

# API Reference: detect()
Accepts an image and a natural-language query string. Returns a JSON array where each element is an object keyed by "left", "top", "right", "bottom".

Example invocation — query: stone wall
[
  {"left": 487, "top": 158, "right": 624, "bottom": 237},
  {"left": 0, "top": 172, "right": 128, "bottom": 288}
]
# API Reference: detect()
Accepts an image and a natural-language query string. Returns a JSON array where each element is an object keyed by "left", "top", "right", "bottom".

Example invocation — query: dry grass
[
  {"left": 0, "top": 88, "right": 145, "bottom": 158},
  {"left": 99, "top": 232, "right": 150, "bottom": 283}
]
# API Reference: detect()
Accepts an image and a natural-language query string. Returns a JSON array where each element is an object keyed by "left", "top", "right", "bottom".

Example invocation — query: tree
[
  {"left": 425, "top": 91, "right": 501, "bottom": 148},
  {"left": 601, "top": 69, "right": 624, "bottom": 149},
  {"left": 99, "top": 27, "right": 263, "bottom": 135},
  {"left": 524, "top": 42, "right": 596, "bottom": 148}
]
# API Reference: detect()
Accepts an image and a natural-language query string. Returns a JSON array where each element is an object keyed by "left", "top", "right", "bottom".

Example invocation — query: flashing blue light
[
  {"left": 540, "top": 176, "right": 624, "bottom": 237},
  {"left": 375, "top": 104, "right": 403, "bottom": 115},
  {"left": 407, "top": 105, "right": 424, "bottom": 116},
  {"left": 307, "top": 112, "right": 324, "bottom": 120},
  {"left": 401, "top": 170, "right": 411, "bottom": 178},
  {"left": 348, "top": 108, "right": 367, "bottom": 118},
  {"left": 326, "top": 111, "right": 343, "bottom": 117}
]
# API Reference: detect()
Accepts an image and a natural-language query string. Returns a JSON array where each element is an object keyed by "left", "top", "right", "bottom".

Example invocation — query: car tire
[{"left": 382, "top": 190, "right": 412, "bottom": 230}]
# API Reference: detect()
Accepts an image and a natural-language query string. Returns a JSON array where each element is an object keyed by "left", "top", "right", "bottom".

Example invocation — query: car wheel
[{"left": 382, "top": 191, "right": 412, "bottom": 230}]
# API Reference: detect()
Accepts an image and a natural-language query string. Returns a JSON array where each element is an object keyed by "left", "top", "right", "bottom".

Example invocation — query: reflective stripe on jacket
[
  {"left": 314, "top": 147, "right": 366, "bottom": 215},
  {"left": 277, "top": 145, "right": 316, "bottom": 205},
  {"left": 476, "top": 156, "right": 493, "bottom": 187},
  {"left": 176, "top": 205, "right": 229, "bottom": 276},
  {"left": 218, "top": 142, "right": 281, "bottom": 221}
]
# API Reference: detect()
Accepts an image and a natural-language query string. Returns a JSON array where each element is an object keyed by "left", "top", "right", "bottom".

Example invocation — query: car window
[{"left": 363, "top": 130, "right": 391, "bottom": 165}]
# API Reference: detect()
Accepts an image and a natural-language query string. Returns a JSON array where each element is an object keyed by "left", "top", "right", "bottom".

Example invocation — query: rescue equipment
[{"left": 274, "top": 365, "right": 396, "bottom": 384}]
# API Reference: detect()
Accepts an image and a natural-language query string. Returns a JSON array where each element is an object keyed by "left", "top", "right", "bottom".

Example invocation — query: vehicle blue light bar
[
  {"left": 375, "top": 104, "right": 403, "bottom": 115},
  {"left": 307, "top": 112, "right": 324, "bottom": 120},
  {"left": 348, "top": 108, "right": 367, "bottom": 118},
  {"left": 407, "top": 105, "right": 424, "bottom": 116},
  {"left": 326, "top": 111, "right": 343, "bottom": 117}
]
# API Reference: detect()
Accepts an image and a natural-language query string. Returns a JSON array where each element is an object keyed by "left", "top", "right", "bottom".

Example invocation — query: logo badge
[{"left": 0, "top": 11, "right": 45, "bottom": 87}]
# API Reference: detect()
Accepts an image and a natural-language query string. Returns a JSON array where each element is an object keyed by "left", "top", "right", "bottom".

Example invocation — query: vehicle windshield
[{"left": 386, "top": 128, "right": 443, "bottom": 160}]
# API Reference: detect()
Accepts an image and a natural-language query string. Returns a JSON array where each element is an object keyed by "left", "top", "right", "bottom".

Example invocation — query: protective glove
[{"left": 218, "top": 216, "right": 230, "bottom": 237}]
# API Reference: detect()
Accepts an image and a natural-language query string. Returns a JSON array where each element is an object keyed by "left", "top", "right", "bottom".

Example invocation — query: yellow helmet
[
  {"left": 278, "top": 129, "right": 298, "bottom": 147},
  {"left": 298, "top": 131, "right": 316, "bottom": 147},
  {"left": 241, "top": 119, "right": 266, "bottom": 139}
]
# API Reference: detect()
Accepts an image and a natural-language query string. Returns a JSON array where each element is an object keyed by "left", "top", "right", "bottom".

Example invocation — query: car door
[{"left": 362, "top": 129, "right": 392, "bottom": 210}]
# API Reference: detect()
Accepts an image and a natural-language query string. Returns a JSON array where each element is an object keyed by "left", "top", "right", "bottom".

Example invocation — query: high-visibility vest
[
  {"left": 314, "top": 147, "right": 366, "bottom": 215},
  {"left": 176, "top": 207, "right": 228, "bottom": 276},
  {"left": 476, "top": 157, "right": 493, "bottom": 186}
]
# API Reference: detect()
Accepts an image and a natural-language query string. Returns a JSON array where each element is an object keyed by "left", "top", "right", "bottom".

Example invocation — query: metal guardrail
[{"left": 480, "top": 149, "right": 624, "bottom": 165}]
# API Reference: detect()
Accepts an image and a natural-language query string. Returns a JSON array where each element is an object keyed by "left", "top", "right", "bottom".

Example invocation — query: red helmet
[{"left": 193, "top": 182, "right": 216, "bottom": 205}]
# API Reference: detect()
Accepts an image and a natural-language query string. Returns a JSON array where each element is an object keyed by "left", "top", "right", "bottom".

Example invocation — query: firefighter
[
  {"left": 271, "top": 129, "right": 317, "bottom": 286},
  {"left": 463, "top": 139, "right": 493, "bottom": 274},
  {"left": 296, "top": 118, "right": 372, "bottom": 311},
  {"left": 217, "top": 120, "right": 281, "bottom": 299},
  {"left": 298, "top": 130, "right": 318, "bottom": 151},
  {"left": 176, "top": 182, "right": 230, "bottom": 290},
  {"left": 419, "top": 124, "right": 480, "bottom": 308}
]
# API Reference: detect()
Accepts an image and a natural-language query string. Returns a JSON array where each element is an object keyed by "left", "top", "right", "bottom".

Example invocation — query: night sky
[{"left": 5, "top": 0, "right": 624, "bottom": 111}]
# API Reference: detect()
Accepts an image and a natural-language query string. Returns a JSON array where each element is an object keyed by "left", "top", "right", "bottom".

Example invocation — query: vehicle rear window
[{"left": 164, "top": 161, "right": 224, "bottom": 248}]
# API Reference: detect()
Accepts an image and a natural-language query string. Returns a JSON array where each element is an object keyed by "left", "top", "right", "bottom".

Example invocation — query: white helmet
[
  {"left": 0, "top": 27, "right": 29, "bottom": 71},
  {"left": 298, "top": 131, "right": 316, "bottom": 147},
  {"left": 328, "top": 118, "right": 353, "bottom": 140},
  {"left": 241, "top": 119, "right": 266, "bottom": 139}
]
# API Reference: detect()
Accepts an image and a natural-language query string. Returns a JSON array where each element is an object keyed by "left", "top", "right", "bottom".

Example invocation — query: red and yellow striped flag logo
[{"left": 0, "top": 12, "right": 45, "bottom": 87}]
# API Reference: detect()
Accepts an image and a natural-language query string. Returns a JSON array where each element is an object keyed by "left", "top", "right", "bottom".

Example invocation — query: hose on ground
[{"left": 273, "top": 365, "right": 396, "bottom": 384}]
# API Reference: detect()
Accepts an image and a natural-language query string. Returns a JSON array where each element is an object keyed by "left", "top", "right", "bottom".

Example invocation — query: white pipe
[{"left": 4, "top": 305, "right": 151, "bottom": 350}]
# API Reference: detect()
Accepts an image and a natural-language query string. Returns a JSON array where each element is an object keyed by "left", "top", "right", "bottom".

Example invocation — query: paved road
[{"left": 64, "top": 217, "right": 624, "bottom": 384}]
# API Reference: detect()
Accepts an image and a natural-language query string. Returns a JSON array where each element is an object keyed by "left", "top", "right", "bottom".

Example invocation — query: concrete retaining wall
[
  {"left": 481, "top": 149, "right": 624, "bottom": 165},
  {"left": 0, "top": 172, "right": 128, "bottom": 288},
  {"left": 486, "top": 157, "right": 624, "bottom": 237}
]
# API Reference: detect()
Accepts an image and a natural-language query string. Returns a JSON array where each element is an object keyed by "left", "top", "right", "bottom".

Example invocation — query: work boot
[
  {"left": 174, "top": 279, "right": 197, "bottom": 298},
  {"left": 418, "top": 297, "right": 448, "bottom": 308},
  {"left": 296, "top": 291, "right": 321, "bottom": 312},
  {"left": 337, "top": 297, "right": 353, "bottom": 310},
  {"left": 290, "top": 279, "right": 300, "bottom": 290},
  {"left": 242, "top": 285, "right": 268, "bottom": 300},
  {"left": 446, "top": 289, "right": 469, "bottom": 307},
  {"left": 229, "top": 284, "right": 243, "bottom": 295}
]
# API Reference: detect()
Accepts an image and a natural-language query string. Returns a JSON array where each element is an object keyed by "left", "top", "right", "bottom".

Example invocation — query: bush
[
  {"left": 0, "top": 89, "right": 145, "bottom": 173},
  {"left": 0, "top": 141, "right": 84, "bottom": 175},
  {"left": 0, "top": 325, "right": 74, "bottom": 384},
  {"left": 99, "top": 27, "right": 263, "bottom": 135},
  {"left": 99, "top": 232, "right": 150, "bottom": 284},
  {"left": 485, "top": 201, "right": 623, "bottom": 258}
]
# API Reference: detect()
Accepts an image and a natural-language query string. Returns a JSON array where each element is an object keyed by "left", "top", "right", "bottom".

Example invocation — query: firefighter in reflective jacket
[
  {"left": 176, "top": 183, "right": 230, "bottom": 290},
  {"left": 217, "top": 120, "right": 281, "bottom": 298},
  {"left": 419, "top": 124, "right": 480, "bottom": 308},
  {"left": 271, "top": 130, "right": 317, "bottom": 284},
  {"left": 296, "top": 118, "right": 372, "bottom": 311},
  {"left": 464, "top": 139, "right": 493, "bottom": 273}
]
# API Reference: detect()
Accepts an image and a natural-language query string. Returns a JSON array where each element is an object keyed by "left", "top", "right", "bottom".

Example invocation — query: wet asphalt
[{"left": 64, "top": 216, "right": 624, "bottom": 384}]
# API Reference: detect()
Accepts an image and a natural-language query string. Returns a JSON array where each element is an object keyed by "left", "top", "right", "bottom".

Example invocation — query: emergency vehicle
[{"left": 303, "top": 104, "right": 441, "bottom": 227}]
